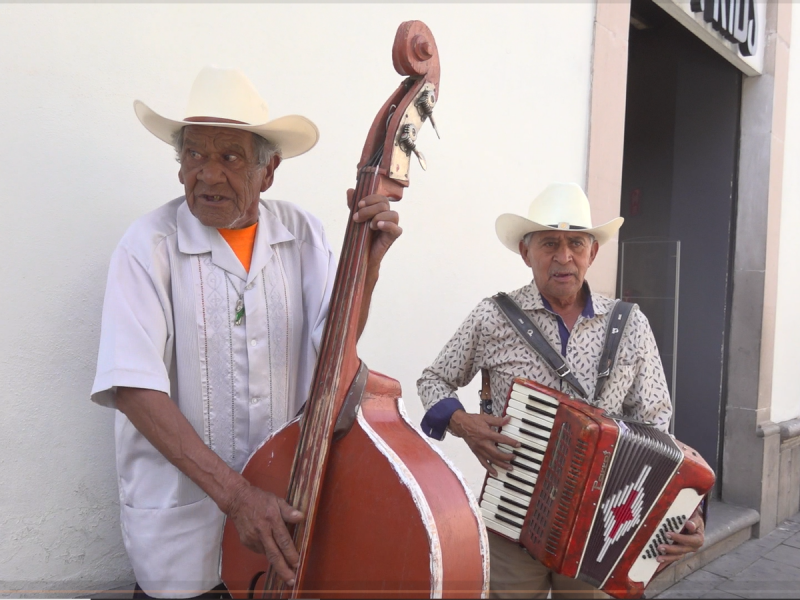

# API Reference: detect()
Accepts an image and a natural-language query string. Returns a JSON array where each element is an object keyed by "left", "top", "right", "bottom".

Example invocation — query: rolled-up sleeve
[{"left": 91, "top": 241, "right": 172, "bottom": 408}]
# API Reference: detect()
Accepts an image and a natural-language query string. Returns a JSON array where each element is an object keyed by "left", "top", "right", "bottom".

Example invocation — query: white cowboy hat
[
  {"left": 133, "top": 66, "right": 319, "bottom": 159},
  {"left": 495, "top": 182, "right": 624, "bottom": 254}
]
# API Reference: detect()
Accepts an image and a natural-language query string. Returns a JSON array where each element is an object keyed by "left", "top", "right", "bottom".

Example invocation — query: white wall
[
  {"left": 0, "top": 3, "right": 596, "bottom": 592},
  {"left": 771, "top": 4, "right": 800, "bottom": 425}
]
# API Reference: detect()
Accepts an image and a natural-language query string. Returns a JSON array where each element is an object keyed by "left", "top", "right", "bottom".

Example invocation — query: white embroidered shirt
[{"left": 91, "top": 197, "right": 336, "bottom": 597}]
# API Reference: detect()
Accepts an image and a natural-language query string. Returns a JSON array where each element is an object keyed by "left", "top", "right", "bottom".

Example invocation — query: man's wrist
[
  {"left": 215, "top": 469, "right": 250, "bottom": 516},
  {"left": 420, "top": 397, "right": 465, "bottom": 440},
  {"left": 448, "top": 408, "right": 467, "bottom": 437}
]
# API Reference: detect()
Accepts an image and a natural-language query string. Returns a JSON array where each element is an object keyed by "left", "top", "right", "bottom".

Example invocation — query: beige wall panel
[
  {"left": 586, "top": 0, "right": 631, "bottom": 297},
  {"left": 771, "top": 0, "right": 800, "bottom": 424}
]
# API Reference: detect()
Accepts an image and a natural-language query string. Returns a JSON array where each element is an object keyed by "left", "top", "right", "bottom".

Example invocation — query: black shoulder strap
[
  {"left": 490, "top": 292, "right": 589, "bottom": 400},
  {"left": 594, "top": 300, "right": 635, "bottom": 402}
]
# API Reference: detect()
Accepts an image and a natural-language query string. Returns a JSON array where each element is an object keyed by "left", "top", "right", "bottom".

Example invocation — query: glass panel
[{"left": 619, "top": 239, "right": 680, "bottom": 433}]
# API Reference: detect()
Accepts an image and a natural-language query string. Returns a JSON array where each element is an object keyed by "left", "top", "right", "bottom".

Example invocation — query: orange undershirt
[{"left": 217, "top": 223, "right": 258, "bottom": 272}]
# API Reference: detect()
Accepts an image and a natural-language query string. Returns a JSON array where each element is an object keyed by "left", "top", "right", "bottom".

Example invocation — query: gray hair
[
  {"left": 171, "top": 127, "right": 281, "bottom": 166},
  {"left": 522, "top": 231, "right": 536, "bottom": 247},
  {"left": 521, "top": 230, "right": 595, "bottom": 248}
]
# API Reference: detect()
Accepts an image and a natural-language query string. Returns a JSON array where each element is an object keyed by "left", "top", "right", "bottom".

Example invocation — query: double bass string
[
  {"left": 294, "top": 145, "right": 384, "bottom": 466},
  {"left": 267, "top": 149, "right": 384, "bottom": 598},
  {"left": 293, "top": 152, "right": 380, "bottom": 473}
]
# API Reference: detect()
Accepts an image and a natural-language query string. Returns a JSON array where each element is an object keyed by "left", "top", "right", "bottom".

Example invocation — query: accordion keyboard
[{"left": 479, "top": 382, "right": 561, "bottom": 541}]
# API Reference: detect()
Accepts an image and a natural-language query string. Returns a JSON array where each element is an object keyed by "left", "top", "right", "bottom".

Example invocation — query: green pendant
[{"left": 234, "top": 298, "right": 245, "bottom": 326}]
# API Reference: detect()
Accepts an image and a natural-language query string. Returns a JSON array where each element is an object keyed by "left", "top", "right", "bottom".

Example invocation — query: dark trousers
[{"left": 133, "top": 582, "right": 230, "bottom": 600}]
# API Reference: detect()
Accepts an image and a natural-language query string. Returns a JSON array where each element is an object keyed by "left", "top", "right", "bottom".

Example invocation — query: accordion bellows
[{"left": 479, "top": 378, "right": 715, "bottom": 599}]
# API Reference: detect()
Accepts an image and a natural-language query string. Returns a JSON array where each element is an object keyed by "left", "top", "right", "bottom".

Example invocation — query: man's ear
[
  {"left": 260, "top": 155, "right": 282, "bottom": 192},
  {"left": 178, "top": 169, "right": 184, "bottom": 185}
]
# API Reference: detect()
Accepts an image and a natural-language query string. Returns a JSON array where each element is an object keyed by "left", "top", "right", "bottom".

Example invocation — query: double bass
[{"left": 221, "top": 21, "right": 489, "bottom": 599}]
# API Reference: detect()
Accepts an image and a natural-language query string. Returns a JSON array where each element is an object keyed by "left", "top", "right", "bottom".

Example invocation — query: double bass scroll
[{"left": 221, "top": 20, "right": 489, "bottom": 599}]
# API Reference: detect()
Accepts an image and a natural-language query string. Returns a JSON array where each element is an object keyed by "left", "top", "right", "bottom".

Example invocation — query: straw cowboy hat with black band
[
  {"left": 133, "top": 65, "right": 319, "bottom": 159},
  {"left": 495, "top": 182, "right": 624, "bottom": 253}
]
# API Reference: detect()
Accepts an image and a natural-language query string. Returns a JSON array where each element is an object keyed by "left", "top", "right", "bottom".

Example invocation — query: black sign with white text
[{"left": 690, "top": 0, "right": 758, "bottom": 56}]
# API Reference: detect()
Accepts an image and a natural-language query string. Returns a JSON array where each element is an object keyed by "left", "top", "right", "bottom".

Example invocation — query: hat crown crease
[
  {"left": 528, "top": 182, "right": 593, "bottom": 229},
  {"left": 184, "top": 67, "right": 270, "bottom": 126}
]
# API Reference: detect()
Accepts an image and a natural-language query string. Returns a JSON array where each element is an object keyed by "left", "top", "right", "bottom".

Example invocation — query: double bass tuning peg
[
  {"left": 398, "top": 88, "right": 440, "bottom": 172},
  {"left": 398, "top": 124, "right": 427, "bottom": 171},
  {"left": 415, "top": 89, "right": 440, "bottom": 139},
  {"left": 389, "top": 81, "right": 439, "bottom": 180}
]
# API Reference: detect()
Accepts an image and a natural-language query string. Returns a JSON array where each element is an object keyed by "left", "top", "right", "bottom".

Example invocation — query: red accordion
[{"left": 478, "top": 377, "right": 715, "bottom": 599}]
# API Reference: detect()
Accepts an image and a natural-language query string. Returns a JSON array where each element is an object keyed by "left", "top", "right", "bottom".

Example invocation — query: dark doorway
[{"left": 618, "top": 0, "right": 741, "bottom": 482}]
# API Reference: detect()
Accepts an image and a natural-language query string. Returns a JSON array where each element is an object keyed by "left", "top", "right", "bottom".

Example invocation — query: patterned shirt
[{"left": 416, "top": 281, "right": 672, "bottom": 439}]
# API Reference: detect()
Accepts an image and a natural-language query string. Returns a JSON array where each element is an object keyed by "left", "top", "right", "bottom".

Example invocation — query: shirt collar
[
  {"left": 177, "top": 199, "right": 295, "bottom": 282},
  {"left": 514, "top": 279, "right": 599, "bottom": 318},
  {"left": 538, "top": 283, "right": 595, "bottom": 319}
]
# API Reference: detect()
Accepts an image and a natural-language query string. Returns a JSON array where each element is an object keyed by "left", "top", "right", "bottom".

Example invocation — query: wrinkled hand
[
  {"left": 449, "top": 410, "right": 521, "bottom": 477},
  {"left": 656, "top": 506, "right": 705, "bottom": 569},
  {"left": 349, "top": 190, "right": 403, "bottom": 270},
  {"left": 227, "top": 483, "right": 305, "bottom": 586}
]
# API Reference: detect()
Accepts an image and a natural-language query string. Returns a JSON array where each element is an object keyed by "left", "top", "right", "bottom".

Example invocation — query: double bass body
[{"left": 221, "top": 369, "right": 489, "bottom": 598}]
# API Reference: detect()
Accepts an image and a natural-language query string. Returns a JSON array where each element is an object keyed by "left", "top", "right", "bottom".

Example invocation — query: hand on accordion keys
[
  {"left": 448, "top": 409, "right": 522, "bottom": 477},
  {"left": 654, "top": 506, "right": 705, "bottom": 568}
]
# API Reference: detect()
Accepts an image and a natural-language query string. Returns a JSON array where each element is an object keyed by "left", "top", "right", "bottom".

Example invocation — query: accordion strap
[
  {"left": 594, "top": 299, "right": 635, "bottom": 402},
  {"left": 490, "top": 292, "right": 589, "bottom": 399},
  {"left": 489, "top": 292, "right": 635, "bottom": 404}
]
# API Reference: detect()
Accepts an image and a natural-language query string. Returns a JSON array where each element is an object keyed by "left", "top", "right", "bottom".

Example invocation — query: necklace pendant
[{"left": 234, "top": 298, "right": 245, "bottom": 326}]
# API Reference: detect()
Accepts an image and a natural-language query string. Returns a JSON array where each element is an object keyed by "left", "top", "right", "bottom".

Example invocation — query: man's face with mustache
[
  {"left": 179, "top": 126, "right": 280, "bottom": 229},
  {"left": 519, "top": 231, "right": 598, "bottom": 306}
]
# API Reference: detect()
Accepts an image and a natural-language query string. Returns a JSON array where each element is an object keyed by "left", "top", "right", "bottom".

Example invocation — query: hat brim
[
  {"left": 134, "top": 100, "right": 319, "bottom": 160},
  {"left": 495, "top": 214, "right": 624, "bottom": 254}
]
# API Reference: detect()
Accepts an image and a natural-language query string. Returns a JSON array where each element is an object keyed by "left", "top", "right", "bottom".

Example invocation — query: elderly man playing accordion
[{"left": 417, "top": 183, "right": 705, "bottom": 599}]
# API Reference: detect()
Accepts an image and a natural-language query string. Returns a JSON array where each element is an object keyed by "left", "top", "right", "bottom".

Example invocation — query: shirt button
[
  {"left": 250, "top": 397, "right": 259, "bottom": 405},
  {"left": 245, "top": 282, "right": 254, "bottom": 291},
  {"left": 251, "top": 339, "right": 257, "bottom": 347}
]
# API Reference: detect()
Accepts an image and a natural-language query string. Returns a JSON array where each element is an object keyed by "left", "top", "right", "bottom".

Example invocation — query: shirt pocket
[{"left": 120, "top": 496, "right": 224, "bottom": 596}]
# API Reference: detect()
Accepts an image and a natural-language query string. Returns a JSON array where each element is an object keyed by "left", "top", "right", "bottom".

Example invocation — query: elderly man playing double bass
[
  {"left": 91, "top": 66, "right": 401, "bottom": 599},
  {"left": 417, "top": 183, "right": 706, "bottom": 599}
]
